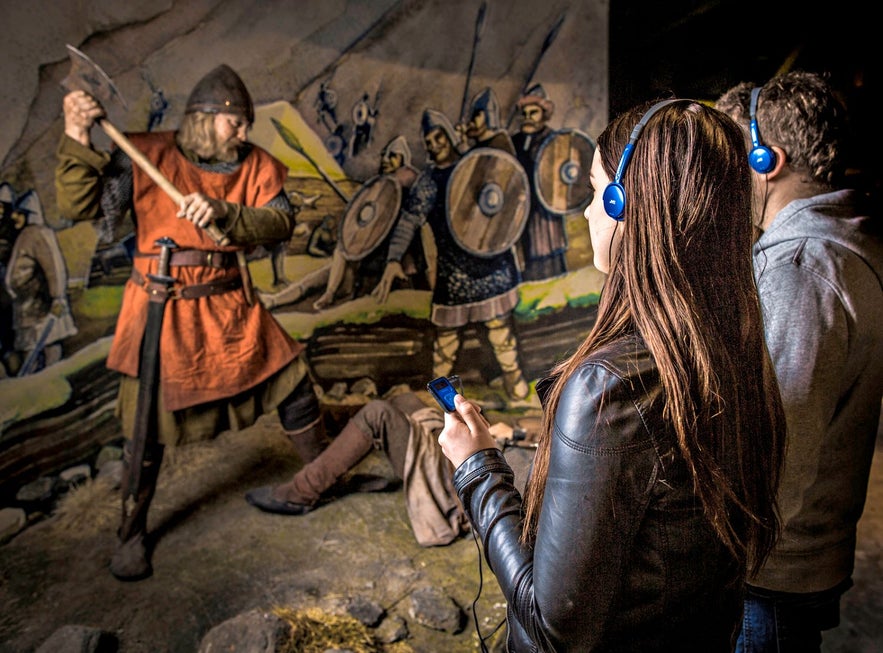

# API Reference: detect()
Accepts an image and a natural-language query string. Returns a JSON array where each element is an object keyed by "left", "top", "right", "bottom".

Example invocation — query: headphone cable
[{"left": 469, "top": 522, "right": 506, "bottom": 652}]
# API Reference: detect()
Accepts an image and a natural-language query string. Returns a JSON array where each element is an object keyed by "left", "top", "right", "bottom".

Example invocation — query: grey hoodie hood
[{"left": 754, "top": 188, "right": 883, "bottom": 291}]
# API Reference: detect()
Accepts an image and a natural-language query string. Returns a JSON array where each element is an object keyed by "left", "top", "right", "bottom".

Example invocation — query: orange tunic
[{"left": 106, "top": 131, "right": 303, "bottom": 411}]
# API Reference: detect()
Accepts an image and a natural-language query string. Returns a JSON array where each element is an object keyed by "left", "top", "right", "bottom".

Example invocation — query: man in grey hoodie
[{"left": 717, "top": 71, "right": 883, "bottom": 652}]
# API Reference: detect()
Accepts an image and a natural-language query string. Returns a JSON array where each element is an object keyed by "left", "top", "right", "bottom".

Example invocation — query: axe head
[{"left": 61, "top": 44, "right": 128, "bottom": 110}]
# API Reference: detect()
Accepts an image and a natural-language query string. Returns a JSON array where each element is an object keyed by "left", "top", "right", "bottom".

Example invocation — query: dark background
[{"left": 610, "top": 0, "right": 879, "bottom": 192}]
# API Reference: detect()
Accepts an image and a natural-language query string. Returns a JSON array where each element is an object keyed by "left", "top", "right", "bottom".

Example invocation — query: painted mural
[{"left": 0, "top": 0, "right": 608, "bottom": 496}]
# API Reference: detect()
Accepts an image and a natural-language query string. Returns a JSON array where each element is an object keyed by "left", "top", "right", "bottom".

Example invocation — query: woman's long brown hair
[{"left": 521, "top": 100, "right": 786, "bottom": 576}]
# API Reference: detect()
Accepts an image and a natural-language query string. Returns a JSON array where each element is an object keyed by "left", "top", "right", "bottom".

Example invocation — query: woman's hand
[{"left": 438, "top": 394, "right": 497, "bottom": 469}]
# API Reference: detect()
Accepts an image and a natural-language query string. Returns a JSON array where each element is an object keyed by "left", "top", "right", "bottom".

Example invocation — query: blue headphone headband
[
  {"left": 748, "top": 86, "right": 776, "bottom": 174},
  {"left": 602, "top": 98, "right": 679, "bottom": 220}
]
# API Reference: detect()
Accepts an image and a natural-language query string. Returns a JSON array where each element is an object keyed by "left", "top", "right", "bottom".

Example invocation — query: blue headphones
[
  {"left": 602, "top": 98, "right": 679, "bottom": 220},
  {"left": 748, "top": 87, "right": 776, "bottom": 174}
]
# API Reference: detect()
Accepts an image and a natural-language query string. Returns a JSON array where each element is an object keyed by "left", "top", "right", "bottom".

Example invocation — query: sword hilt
[{"left": 147, "top": 236, "right": 178, "bottom": 285}]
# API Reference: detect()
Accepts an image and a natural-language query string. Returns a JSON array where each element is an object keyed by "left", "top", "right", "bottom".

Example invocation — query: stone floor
[
  {"left": 0, "top": 403, "right": 880, "bottom": 652},
  {"left": 821, "top": 408, "right": 883, "bottom": 653}
]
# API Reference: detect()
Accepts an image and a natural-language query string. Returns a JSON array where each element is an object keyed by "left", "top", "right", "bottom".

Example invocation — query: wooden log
[
  {"left": 0, "top": 304, "right": 597, "bottom": 503},
  {"left": 0, "top": 360, "right": 121, "bottom": 503},
  {"left": 306, "top": 305, "right": 597, "bottom": 391}
]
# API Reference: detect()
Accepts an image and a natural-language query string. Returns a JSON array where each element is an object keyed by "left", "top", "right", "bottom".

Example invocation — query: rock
[
  {"left": 59, "top": 464, "right": 92, "bottom": 490},
  {"left": 95, "top": 444, "right": 123, "bottom": 470},
  {"left": 345, "top": 595, "right": 385, "bottom": 627},
  {"left": 349, "top": 377, "right": 378, "bottom": 397},
  {"left": 197, "top": 608, "right": 291, "bottom": 653},
  {"left": 375, "top": 614, "right": 409, "bottom": 643},
  {"left": 16, "top": 476, "right": 57, "bottom": 510},
  {"left": 96, "top": 459, "right": 124, "bottom": 488},
  {"left": 0, "top": 506, "right": 27, "bottom": 544},
  {"left": 35, "top": 624, "right": 117, "bottom": 652},
  {"left": 324, "top": 381, "right": 348, "bottom": 400},
  {"left": 408, "top": 586, "right": 466, "bottom": 634}
]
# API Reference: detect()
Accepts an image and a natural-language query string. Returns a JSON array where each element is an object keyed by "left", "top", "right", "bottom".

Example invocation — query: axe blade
[{"left": 61, "top": 44, "right": 128, "bottom": 110}]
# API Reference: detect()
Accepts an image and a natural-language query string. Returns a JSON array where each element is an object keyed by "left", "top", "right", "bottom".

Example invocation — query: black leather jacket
[{"left": 454, "top": 337, "right": 744, "bottom": 652}]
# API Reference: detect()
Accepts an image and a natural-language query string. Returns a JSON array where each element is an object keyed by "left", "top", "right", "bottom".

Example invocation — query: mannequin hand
[
  {"left": 63, "top": 90, "right": 105, "bottom": 146},
  {"left": 178, "top": 193, "right": 226, "bottom": 228}
]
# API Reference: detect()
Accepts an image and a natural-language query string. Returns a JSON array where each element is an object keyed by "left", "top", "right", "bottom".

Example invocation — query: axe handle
[{"left": 98, "top": 119, "right": 231, "bottom": 246}]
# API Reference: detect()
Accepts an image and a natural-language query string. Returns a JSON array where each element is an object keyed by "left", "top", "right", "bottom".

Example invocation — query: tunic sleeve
[{"left": 55, "top": 134, "right": 111, "bottom": 222}]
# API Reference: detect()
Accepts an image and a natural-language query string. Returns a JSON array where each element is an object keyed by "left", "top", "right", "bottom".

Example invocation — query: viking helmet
[
  {"left": 381, "top": 135, "right": 412, "bottom": 167},
  {"left": 185, "top": 64, "right": 254, "bottom": 124},
  {"left": 14, "top": 189, "right": 44, "bottom": 226},
  {"left": 421, "top": 109, "right": 460, "bottom": 146},
  {"left": 0, "top": 181, "right": 14, "bottom": 209},
  {"left": 516, "top": 83, "right": 555, "bottom": 118},
  {"left": 469, "top": 87, "right": 501, "bottom": 130}
]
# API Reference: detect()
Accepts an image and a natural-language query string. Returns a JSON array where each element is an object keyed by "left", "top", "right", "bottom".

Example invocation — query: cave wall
[
  {"left": 1, "top": 0, "right": 607, "bottom": 226},
  {"left": 0, "top": 0, "right": 608, "bottom": 432}
]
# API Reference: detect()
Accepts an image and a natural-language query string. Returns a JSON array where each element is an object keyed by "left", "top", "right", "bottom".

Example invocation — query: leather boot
[
  {"left": 271, "top": 241, "right": 289, "bottom": 288},
  {"left": 285, "top": 417, "right": 331, "bottom": 464},
  {"left": 110, "top": 443, "right": 164, "bottom": 582},
  {"left": 246, "top": 421, "right": 379, "bottom": 515}
]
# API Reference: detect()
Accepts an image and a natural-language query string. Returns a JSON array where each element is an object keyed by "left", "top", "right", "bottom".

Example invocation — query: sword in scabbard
[{"left": 126, "top": 236, "right": 177, "bottom": 508}]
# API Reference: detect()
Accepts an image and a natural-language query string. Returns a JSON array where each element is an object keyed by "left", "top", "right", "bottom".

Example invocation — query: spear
[
  {"left": 271, "top": 117, "right": 350, "bottom": 203},
  {"left": 459, "top": 1, "right": 488, "bottom": 124},
  {"left": 505, "top": 12, "right": 566, "bottom": 129}
]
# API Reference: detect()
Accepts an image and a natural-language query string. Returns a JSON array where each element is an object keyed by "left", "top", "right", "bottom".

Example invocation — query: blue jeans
[{"left": 736, "top": 577, "right": 853, "bottom": 653}]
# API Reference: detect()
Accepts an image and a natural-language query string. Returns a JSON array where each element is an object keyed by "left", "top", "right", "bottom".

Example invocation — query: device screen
[{"left": 427, "top": 376, "right": 459, "bottom": 412}]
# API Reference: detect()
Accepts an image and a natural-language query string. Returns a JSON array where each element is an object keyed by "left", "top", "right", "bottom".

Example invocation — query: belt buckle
[{"left": 205, "top": 251, "right": 215, "bottom": 267}]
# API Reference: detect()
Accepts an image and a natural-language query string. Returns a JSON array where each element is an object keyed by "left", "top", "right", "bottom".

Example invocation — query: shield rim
[
  {"left": 338, "top": 174, "right": 402, "bottom": 262},
  {"left": 533, "top": 128, "right": 596, "bottom": 215},
  {"left": 445, "top": 147, "right": 530, "bottom": 258}
]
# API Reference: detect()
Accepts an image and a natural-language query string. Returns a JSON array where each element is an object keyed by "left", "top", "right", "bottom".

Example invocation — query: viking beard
[{"left": 177, "top": 112, "right": 243, "bottom": 163}]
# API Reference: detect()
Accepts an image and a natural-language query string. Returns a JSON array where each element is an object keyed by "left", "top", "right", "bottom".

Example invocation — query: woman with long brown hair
[{"left": 439, "top": 98, "right": 787, "bottom": 652}]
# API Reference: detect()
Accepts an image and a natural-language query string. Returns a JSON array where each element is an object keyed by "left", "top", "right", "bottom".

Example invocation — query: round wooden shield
[
  {"left": 446, "top": 147, "right": 530, "bottom": 258},
  {"left": 534, "top": 128, "right": 596, "bottom": 215},
  {"left": 338, "top": 175, "right": 402, "bottom": 262}
]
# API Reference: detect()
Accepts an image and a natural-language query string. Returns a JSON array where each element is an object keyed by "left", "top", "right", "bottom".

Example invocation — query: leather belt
[
  {"left": 133, "top": 249, "right": 239, "bottom": 269},
  {"left": 130, "top": 268, "right": 242, "bottom": 299}
]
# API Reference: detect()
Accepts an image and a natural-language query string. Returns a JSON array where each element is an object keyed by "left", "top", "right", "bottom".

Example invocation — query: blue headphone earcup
[
  {"left": 748, "top": 88, "right": 776, "bottom": 174},
  {"left": 603, "top": 182, "right": 626, "bottom": 220},
  {"left": 749, "top": 145, "right": 776, "bottom": 174},
  {"left": 604, "top": 98, "right": 680, "bottom": 222}
]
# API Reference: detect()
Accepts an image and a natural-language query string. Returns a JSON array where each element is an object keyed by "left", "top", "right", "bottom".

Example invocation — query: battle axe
[
  {"left": 61, "top": 44, "right": 231, "bottom": 246},
  {"left": 61, "top": 44, "right": 255, "bottom": 304}
]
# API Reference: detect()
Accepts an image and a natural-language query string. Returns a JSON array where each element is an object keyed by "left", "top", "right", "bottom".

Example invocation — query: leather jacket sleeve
[{"left": 453, "top": 357, "right": 662, "bottom": 652}]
